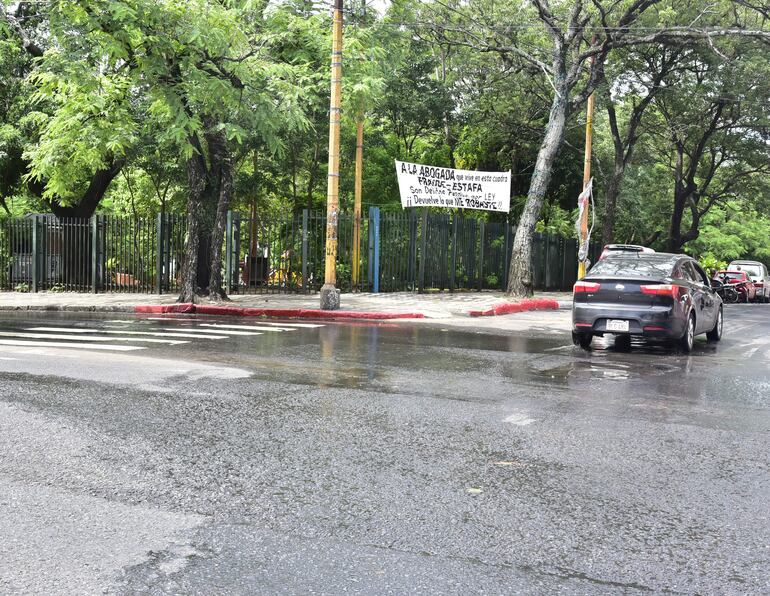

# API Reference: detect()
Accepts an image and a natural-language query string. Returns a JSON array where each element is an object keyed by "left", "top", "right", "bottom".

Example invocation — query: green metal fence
[
  {"left": 0, "top": 214, "right": 187, "bottom": 293},
  {"left": 0, "top": 210, "right": 596, "bottom": 294}
]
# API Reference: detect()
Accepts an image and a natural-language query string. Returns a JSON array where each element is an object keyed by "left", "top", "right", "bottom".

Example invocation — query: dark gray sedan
[{"left": 572, "top": 252, "right": 723, "bottom": 352}]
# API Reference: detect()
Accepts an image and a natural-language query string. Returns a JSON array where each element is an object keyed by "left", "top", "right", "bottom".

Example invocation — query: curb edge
[
  {"left": 134, "top": 303, "right": 426, "bottom": 320},
  {"left": 468, "top": 298, "right": 560, "bottom": 317}
]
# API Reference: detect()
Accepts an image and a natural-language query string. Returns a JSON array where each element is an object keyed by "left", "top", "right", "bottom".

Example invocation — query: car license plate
[{"left": 606, "top": 319, "right": 629, "bottom": 332}]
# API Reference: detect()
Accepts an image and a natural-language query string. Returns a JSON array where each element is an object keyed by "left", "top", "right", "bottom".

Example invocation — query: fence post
[
  {"left": 225, "top": 210, "right": 233, "bottom": 295},
  {"left": 31, "top": 215, "right": 39, "bottom": 293},
  {"left": 301, "top": 209, "right": 309, "bottom": 293},
  {"left": 418, "top": 209, "right": 428, "bottom": 293},
  {"left": 504, "top": 221, "right": 511, "bottom": 289},
  {"left": 91, "top": 215, "right": 98, "bottom": 293},
  {"left": 478, "top": 220, "right": 485, "bottom": 292},
  {"left": 450, "top": 214, "right": 458, "bottom": 291},
  {"left": 155, "top": 213, "right": 164, "bottom": 294},
  {"left": 408, "top": 210, "right": 418, "bottom": 290},
  {"left": 233, "top": 213, "right": 242, "bottom": 292},
  {"left": 368, "top": 206, "right": 380, "bottom": 293},
  {"left": 367, "top": 212, "right": 373, "bottom": 288}
]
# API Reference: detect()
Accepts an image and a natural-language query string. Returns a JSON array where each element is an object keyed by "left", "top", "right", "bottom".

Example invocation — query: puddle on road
[
  {"left": 502, "top": 334, "right": 687, "bottom": 386},
  {"left": 502, "top": 357, "right": 680, "bottom": 386}
]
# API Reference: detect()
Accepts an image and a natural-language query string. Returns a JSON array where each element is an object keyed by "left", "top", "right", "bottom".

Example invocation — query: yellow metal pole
[
  {"left": 321, "top": 0, "right": 343, "bottom": 309},
  {"left": 577, "top": 66, "right": 596, "bottom": 281},
  {"left": 352, "top": 111, "right": 363, "bottom": 289}
]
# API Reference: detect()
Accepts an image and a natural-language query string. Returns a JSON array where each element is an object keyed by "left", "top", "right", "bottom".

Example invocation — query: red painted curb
[
  {"left": 134, "top": 303, "right": 425, "bottom": 321},
  {"left": 468, "top": 298, "right": 559, "bottom": 317},
  {"left": 135, "top": 303, "right": 196, "bottom": 314}
]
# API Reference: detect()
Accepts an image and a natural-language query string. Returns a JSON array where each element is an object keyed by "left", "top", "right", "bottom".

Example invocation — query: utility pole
[
  {"left": 320, "top": 0, "right": 343, "bottom": 310},
  {"left": 351, "top": 101, "right": 364, "bottom": 290},
  {"left": 577, "top": 44, "right": 596, "bottom": 281},
  {"left": 351, "top": 0, "right": 368, "bottom": 292}
]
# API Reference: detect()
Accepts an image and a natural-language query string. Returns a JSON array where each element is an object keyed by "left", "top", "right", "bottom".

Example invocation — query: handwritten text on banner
[{"left": 395, "top": 160, "right": 511, "bottom": 213}]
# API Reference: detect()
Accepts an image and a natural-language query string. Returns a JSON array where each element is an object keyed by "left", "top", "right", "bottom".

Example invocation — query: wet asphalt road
[{"left": 1, "top": 305, "right": 769, "bottom": 594}]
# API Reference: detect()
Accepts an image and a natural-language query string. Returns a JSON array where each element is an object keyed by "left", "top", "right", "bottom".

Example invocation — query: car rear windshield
[
  {"left": 587, "top": 255, "right": 676, "bottom": 279},
  {"left": 735, "top": 266, "right": 761, "bottom": 277}
]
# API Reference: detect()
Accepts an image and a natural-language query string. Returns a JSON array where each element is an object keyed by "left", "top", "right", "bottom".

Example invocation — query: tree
[
  {"left": 0, "top": 35, "right": 32, "bottom": 215},
  {"left": 411, "top": 0, "right": 770, "bottom": 296},
  {"left": 1, "top": 1, "right": 130, "bottom": 219},
  {"left": 8, "top": 0, "right": 307, "bottom": 301},
  {"left": 641, "top": 42, "right": 770, "bottom": 252},
  {"left": 601, "top": 45, "right": 685, "bottom": 244}
]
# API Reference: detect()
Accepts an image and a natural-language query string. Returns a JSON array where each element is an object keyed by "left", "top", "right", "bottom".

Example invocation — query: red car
[{"left": 713, "top": 270, "right": 756, "bottom": 302}]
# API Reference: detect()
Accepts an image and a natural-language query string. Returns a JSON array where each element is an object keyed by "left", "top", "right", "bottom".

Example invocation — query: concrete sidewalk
[{"left": 0, "top": 290, "right": 572, "bottom": 320}]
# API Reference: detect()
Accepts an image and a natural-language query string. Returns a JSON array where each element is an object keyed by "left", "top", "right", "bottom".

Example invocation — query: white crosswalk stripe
[
  {"left": 0, "top": 331, "right": 186, "bottom": 344},
  {"left": 199, "top": 323, "right": 296, "bottom": 332},
  {"left": 254, "top": 322, "right": 324, "bottom": 328},
  {"left": 0, "top": 339, "right": 143, "bottom": 351},
  {"left": 28, "top": 327, "right": 229, "bottom": 340},
  {"left": 138, "top": 318, "right": 324, "bottom": 329},
  {"left": 0, "top": 319, "right": 325, "bottom": 354},
  {"left": 139, "top": 327, "right": 262, "bottom": 336}
]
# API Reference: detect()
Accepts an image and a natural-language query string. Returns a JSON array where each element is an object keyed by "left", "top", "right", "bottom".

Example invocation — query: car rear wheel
[
  {"left": 679, "top": 313, "right": 695, "bottom": 352},
  {"left": 707, "top": 307, "right": 723, "bottom": 342},
  {"left": 572, "top": 331, "right": 593, "bottom": 350}
]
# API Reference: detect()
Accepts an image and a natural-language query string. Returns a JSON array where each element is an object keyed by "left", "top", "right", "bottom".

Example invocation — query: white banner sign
[{"left": 395, "top": 160, "right": 511, "bottom": 213}]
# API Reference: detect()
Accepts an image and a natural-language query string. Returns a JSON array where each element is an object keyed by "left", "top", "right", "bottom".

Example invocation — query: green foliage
[
  {"left": 19, "top": 0, "right": 309, "bottom": 210},
  {"left": 0, "top": 0, "right": 768, "bottom": 277},
  {"left": 697, "top": 254, "right": 728, "bottom": 273},
  {"left": 536, "top": 204, "right": 576, "bottom": 238},
  {"left": 685, "top": 204, "right": 770, "bottom": 269},
  {"left": 335, "top": 262, "right": 351, "bottom": 287}
]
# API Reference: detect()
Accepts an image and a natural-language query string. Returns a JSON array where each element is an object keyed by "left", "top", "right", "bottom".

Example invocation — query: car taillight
[
  {"left": 574, "top": 281, "right": 601, "bottom": 293},
  {"left": 640, "top": 284, "right": 685, "bottom": 298},
  {"left": 755, "top": 281, "right": 764, "bottom": 288}
]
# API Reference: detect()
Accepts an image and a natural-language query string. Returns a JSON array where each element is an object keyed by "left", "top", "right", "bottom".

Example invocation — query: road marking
[
  {"left": 0, "top": 340, "right": 144, "bottom": 351},
  {"left": 27, "top": 327, "right": 228, "bottom": 340},
  {"left": 140, "top": 318, "right": 325, "bottom": 329},
  {"left": 728, "top": 323, "right": 753, "bottom": 335},
  {"left": 199, "top": 323, "right": 296, "bottom": 332},
  {"left": 252, "top": 322, "right": 325, "bottom": 328},
  {"left": 140, "top": 327, "right": 262, "bottom": 336},
  {"left": 0, "top": 331, "right": 187, "bottom": 345},
  {"left": 504, "top": 413, "right": 536, "bottom": 426},
  {"left": 544, "top": 345, "right": 573, "bottom": 352}
]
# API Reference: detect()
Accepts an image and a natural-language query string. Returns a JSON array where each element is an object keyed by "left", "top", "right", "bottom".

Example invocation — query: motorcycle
[{"left": 711, "top": 276, "right": 742, "bottom": 303}]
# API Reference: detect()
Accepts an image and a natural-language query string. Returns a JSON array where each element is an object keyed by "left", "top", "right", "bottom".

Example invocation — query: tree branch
[
  {"left": 1, "top": 3, "right": 44, "bottom": 57},
  {"left": 530, "top": 0, "right": 563, "bottom": 42}
]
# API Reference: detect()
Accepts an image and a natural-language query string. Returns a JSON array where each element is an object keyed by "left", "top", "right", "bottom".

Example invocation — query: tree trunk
[
  {"left": 506, "top": 87, "right": 569, "bottom": 297},
  {"left": 601, "top": 160, "right": 625, "bottom": 245},
  {"left": 602, "top": 103, "right": 626, "bottom": 246},
  {"left": 178, "top": 154, "right": 207, "bottom": 303},
  {"left": 666, "top": 145, "right": 688, "bottom": 253},
  {"left": 667, "top": 183, "right": 690, "bottom": 253},
  {"left": 208, "top": 150, "right": 234, "bottom": 300}
]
